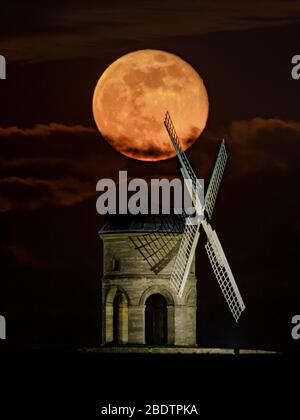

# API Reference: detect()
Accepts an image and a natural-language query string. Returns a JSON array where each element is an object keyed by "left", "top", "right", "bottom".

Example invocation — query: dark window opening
[{"left": 113, "top": 257, "right": 121, "bottom": 271}]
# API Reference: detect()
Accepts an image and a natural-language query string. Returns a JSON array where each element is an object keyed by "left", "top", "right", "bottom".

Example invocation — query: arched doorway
[{"left": 145, "top": 294, "right": 167, "bottom": 345}]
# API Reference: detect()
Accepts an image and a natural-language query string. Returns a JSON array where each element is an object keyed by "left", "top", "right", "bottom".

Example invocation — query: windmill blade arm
[
  {"left": 164, "top": 112, "right": 196, "bottom": 179},
  {"left": 164, "top": 111, "right": 184, "bottom": 156},
  {"left": 164, "top": 111, "right": 204, "bottom": 211},
  {"left": 170, "top": 218, "right": 200, "bottom": 297},
  {"left": 203, "top": 221, "right": 245, "bottom": 322},
  {"left": 204, "top": 140, "right": 228, "bottom": 219}
]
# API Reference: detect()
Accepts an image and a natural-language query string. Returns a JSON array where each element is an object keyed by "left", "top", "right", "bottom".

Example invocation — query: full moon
[{"left": 92, "top": 49, "right": 209, "bottom": 161}]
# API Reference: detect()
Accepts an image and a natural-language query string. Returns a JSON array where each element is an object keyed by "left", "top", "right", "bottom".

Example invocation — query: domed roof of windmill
[{"left": 100, "top": 214, "right": 185, "bottom": 235}]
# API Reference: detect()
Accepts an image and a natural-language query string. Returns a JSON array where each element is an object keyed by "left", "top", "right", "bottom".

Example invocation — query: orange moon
[{"left": 92, "top": 49, "right": 209, "bottom": 161}]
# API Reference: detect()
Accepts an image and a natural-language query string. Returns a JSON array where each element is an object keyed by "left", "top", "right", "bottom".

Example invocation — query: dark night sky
[{"left": 0, "top": 0, "right": 300, "bottom": 351}]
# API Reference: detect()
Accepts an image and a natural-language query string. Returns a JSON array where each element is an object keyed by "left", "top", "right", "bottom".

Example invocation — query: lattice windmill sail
[
  {"left": 204, "top": 139, "right": 227, "bottom": 219},
  {"left": 130, "top": 215, "right": 184, "bottom": 274},
  {"left": 164, "top": 111, "right": 245, "bottom": 322}
]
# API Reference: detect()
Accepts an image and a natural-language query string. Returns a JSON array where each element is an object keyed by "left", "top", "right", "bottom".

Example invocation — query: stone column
[
  {"left": 167, "top": 305, "right": 175, "bottom": 345},
  {"left": 174, "top": 305, "right": 196, "bottom": 346},
  {"left": 174, "top": 305, "right": 185, "bottom": 346},
  {"left": 118, "top": 303, "right": 128, "bottom": 344},
  {"left": 128, "top": 305, "right": 145, "bottom": 344},
  {"left": 105, "top": 304, "right": 113, "bottom": 344}
]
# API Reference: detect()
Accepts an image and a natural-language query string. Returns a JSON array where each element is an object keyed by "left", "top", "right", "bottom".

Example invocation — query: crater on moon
[{"left": 92, "top": 49, "right": 209, "bottom": 161}]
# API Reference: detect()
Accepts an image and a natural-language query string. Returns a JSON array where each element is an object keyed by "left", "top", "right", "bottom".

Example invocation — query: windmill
[
  {"left": 99, "top": 112, "right": 245, "bottom": 347},
  {"left": 164, "top": 111, "right": 245, "bottom": 322}
]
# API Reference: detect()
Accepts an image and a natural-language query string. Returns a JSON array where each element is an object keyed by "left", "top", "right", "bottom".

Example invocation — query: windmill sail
[
  {"left": 130, "top": 231, "right": 182, "bottom": 274},
  {"left": 205, "top": 140, "right": 228, "bottom": 219},
  {"left": 170, "top": 218, "right": 200, "bottom": 297},
  {"left": 164, "top": 112, "right": 203, "bottom": 296},
  {"left": 164, "top": 111, "right": 245, "bottom": 321},
  {"left": 202, "top": 221, "right": 245, "bottom": 322},
  {"left": 130, "top": 215, "right": 184, "bottom": 274},
  {"left": 164, "top": 111, "right": 204, "bottom": 212}
]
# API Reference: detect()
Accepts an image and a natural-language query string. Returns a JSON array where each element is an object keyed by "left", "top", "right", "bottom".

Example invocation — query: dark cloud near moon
[
  {"left": 112, "top": 124, "right": 201, "bottom": 160},
  {"left": 0, "top": 123, "right": 96, "bottom": 137},
  {"left": 0, "top": 117, "right": 299, "bottom": 212},
  {"left": 2, "top": 1, "right": 300, "bottom": 62},
  {"left": 203, "top": 118, "right": 300, "bottom": 175},
  {"left": 0, "top": 124, "right": 99, "bottom": 212}
]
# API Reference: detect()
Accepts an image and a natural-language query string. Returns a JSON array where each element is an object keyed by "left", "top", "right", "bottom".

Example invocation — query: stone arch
[
  {"left": 139, "top": 286, "right": 176, "bottom": 345},
  {"left": 104, "top": 286, "right": 129, "bottom": 345},
  {"left": 105, "top": 285, "right": 129, "bottom": 306},
  {"left": 139, "top": 285, "right": 176, "bottom": 306},
  {"left": 183, "top": 286, "right": 196, "bottom": 306}
]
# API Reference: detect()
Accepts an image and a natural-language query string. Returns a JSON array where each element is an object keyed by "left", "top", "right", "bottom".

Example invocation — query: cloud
[
  {"left": 0, "top": 244, "right": 43, "bottom": 268},
  {"left": 0, "top": 123, "right": 101, "bottom": 166},
  {"left": 228, "top": 117, "right": 300, "bottom": 144},
  {"left": 0, "top": 123, "right": 102, "bottom": 212},
  {"left": 198, "top": 117, "right": 300, "bottom": 177},
  {"left": 0, "top": 176, "right": 96, "bottom": 212},
  {"left": 0, "top": 117, "right": 299, "bottom": 213},
  {"left": 228, "top": 117, "right": 300, "bottom": 174},
  {"left": 2, "top": 1, "right": 300, "bottom": 62},
  {"left": 0, "top": 123, "right": 97, "bottom": 137}
]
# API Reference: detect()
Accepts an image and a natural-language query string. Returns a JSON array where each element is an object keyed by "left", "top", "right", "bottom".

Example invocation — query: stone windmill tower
[
  {"left": 100, "top": 214, "right": 197, "bottom": 346},
  {"left": 99, "top": 112, "right": 245, "bottom": 347}
]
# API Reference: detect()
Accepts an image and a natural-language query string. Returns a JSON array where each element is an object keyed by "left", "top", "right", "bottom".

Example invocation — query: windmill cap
[{"left": 99, "top": 213, "right": 185, "bottom": 235}]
